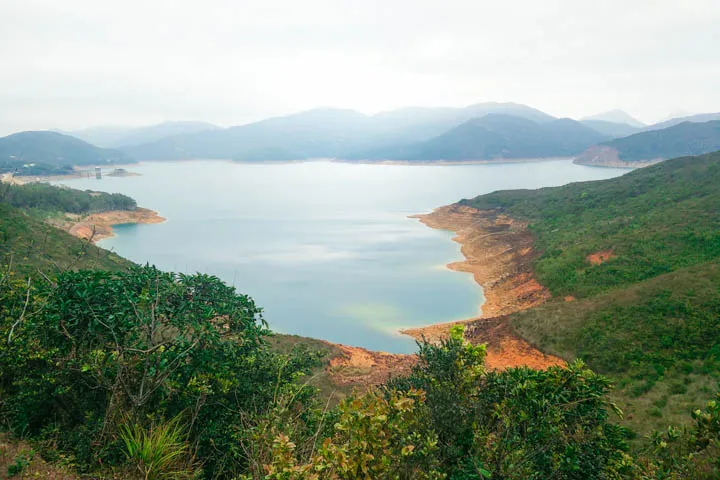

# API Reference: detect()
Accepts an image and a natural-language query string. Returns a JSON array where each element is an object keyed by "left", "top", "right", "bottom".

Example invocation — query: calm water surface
[{"left": 58, "top": 160, "right": 627, "bottom": 352}]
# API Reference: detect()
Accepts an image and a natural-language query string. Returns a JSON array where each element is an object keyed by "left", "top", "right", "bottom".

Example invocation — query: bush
[
  {"left": 0, "top": 265, "right": 321, "bottom": 477},
  {"left": 669, "top": 382, "right": 689, "bottom": 395}
]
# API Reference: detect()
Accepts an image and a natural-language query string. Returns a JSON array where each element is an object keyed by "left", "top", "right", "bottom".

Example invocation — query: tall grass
[{"left": 119, "top": 414, "right": 196, "bottom": 480}]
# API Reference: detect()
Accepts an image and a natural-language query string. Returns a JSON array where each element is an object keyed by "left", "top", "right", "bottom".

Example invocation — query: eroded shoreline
[
  {"left": 400, "top": 204, "right": 563, "bottom": 370},
  {"left": 65, "top": 208, "right": 166, "bottom": 242}
]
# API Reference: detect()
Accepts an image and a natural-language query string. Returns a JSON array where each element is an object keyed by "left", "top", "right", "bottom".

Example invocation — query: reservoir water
[{"left": 57, "top": 159, "right": 627, "bottom": 353}]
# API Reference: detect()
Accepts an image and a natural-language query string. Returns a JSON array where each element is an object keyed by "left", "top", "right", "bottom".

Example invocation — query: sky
[{"left": 1, "top": 0, "right": 719, "bottom": 135}]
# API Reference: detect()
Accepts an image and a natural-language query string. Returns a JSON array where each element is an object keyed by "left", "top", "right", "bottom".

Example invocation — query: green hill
[
  {"left": 460, "top": 151, "right": 720, "bottom": 434},
  {"left": 0, "top": 202, "right": 131, "bottom": 277},
  {"left": 352, "top": 114, "right": 608, "bottom": 161},
  {"left": 575, "top": 120, "right": 720, "bottom": 166},
  {"left": 0, "top": 131, "right": 134, "bottom": 174}
]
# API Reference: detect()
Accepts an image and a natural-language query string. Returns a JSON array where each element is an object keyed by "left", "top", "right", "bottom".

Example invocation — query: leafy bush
[
  {"left": 241, "top": 389, "right": 443, "bottom": 480},
  {"left": 0, "top": 265, "right": 320, "bottom": 477}
]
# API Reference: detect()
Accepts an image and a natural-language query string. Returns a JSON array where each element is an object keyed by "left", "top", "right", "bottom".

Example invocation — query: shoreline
[
  {"left": 16, "top": 166, "right": 141, "bottom": 183},
  {"left": 400, "top": 204, "right": 563, "bottom": 370},
  {"left": 65, "top": 208, "right": 166, "bottom": 242},
  {"left": 331, "top": 157, "right": 573, "bottom": 166}
]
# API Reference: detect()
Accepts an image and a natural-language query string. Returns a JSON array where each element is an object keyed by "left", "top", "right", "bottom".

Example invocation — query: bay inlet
[{"left": 56, "top": 159, "right": 627, "bottom": 353}]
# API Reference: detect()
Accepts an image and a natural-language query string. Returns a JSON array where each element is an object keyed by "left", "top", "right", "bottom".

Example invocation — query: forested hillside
[
  {"left": 0, "top": 202, "right": 131, "bottom": 276},
  {"left": 0, "top": 131, "right": 133, "bottom": 174},
  {"left": 1, "top": 182, "right": 136, "bottom": 214},
  {"left": 461, "top": 151, "right": 720, "bottom": 435},
  {"left": 575, "top": 120, "right": 720, "bottom": 165}
]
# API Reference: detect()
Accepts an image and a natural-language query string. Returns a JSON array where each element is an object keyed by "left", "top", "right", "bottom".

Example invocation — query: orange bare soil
[
  {"left": 586, "top": 249, "right": 616, "bottom": 265},
  {"left": 67, "top": 208, "right": 165, "bottom": 242},
  {"left": 400, "top": 204, "right": 561, "bottom": 370},
  {"left": 328, "top": 343, "right": 417, "bottom": 387}
]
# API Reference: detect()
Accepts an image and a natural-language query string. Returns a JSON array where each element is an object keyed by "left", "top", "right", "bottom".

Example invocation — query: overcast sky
[{"left": 1, "top": 0, "right": 719, "bottom": 135}]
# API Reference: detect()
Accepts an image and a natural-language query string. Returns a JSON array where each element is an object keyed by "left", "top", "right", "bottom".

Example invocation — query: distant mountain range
[
  {"left": 349, "top": 115, "right": 608, "bottom": 161},
  {"left": 62, "top": 121, "right": 220, "bottom": 148},
  {"left": 643, "top": 112, "right": 720, "bottom": 132},
  {"left": 578, "top": 120, "right": 640, "bottom": 138},
  {"left": 581, "top": 109, "right": 645, "bottom": 128},
  {"left": 574, "top": 120, "right": 720, "bottom": 166},
  {"left": 121, "top": 103, "right": 562, "bottom": 162},
  {"left": 0, "top": 131, "right": 133, "bottom": 175},
  {"left": 5, "top": 104, "right": 720, "bottom": 169}
]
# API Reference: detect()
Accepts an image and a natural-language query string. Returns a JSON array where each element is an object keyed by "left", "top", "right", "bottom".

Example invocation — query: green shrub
[{"left": 669, "top": 382, "right": 689, "bottom": 395}]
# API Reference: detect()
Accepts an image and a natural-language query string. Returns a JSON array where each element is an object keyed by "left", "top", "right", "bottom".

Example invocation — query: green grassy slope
[
  {"left": 460, "top": 151, "right": 720, "bottom": 434},
  {"left": 512, "top": 261, "right": 720, "bottom": 435},
  {"left": 0, "top": 203, "right": 131, "bottom": 277},
  {"left": 462, "top": 151, "right": 720, "bottom": 298}
]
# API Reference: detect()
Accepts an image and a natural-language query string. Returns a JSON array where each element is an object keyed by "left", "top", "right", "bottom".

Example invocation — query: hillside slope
[
  {"left": 359, "top": 114, "right": 608, "bottom": 161},
  {"left": 0, "top": 131, "right": 133, "bottom": 174},
  {"left": 646, "top": 112, "right": 720, "bottom": 131},
  {"left": 575, "top": 120, "right": 720, "bottom": 166},
  {"left": 459, "top": 151, "right": 720, "bottom": 433},
  {"left": 0, "top": 202, "right": 131, "bottom": 277}
]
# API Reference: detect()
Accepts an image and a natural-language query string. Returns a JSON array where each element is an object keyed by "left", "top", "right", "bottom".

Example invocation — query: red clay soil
[
  {"left": 399, "top": 204, "right": 561, "bottom": 370},
  {"left": 586, "top": 249, "right": 616, "bottom": 265},
  {"left": 67, "top": 208, "right": 165, "bottom": 242},
  {"left": 464, "top": 317, "right": 564, "bottom": 370},
  {"left": 327, "top": 344, "right": 417, "bottom": 387}
]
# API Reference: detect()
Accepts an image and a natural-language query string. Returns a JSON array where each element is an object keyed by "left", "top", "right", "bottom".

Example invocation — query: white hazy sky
[{"left": 1, "top": 0, "right": 719, "bottom": 135}]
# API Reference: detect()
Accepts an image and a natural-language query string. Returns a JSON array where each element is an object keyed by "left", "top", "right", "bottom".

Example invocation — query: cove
[{"left": 56, "top": 159, "right": 627, "bottom": 353}]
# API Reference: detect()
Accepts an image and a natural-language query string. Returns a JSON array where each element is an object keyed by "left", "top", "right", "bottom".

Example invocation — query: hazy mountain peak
[
  {"left": 647, "top": 112, "right": 720, "bottom": 131},
  {"left": 64, "top": 121, "right": 220, "bottom": 148},
  {"left": 582, "top": 109, "right": 645, "bottom": 127}
]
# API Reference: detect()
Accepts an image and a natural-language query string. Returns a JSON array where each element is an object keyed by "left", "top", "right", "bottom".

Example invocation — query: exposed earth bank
[
  {"left": 66, "top": 208, "right": 166, "bottom": 242},
  {"left": 400, "top": 204, "right": 562, "bottom": 370},
  {"left": 573, "top": 145, "right": 662, "bottom": 168}
]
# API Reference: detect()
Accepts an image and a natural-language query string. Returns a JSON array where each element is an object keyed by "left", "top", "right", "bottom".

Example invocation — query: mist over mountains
[
  {"left": 61, "top": 121, "right": 220, "bottom": 149},
  {"left": 3, "top": 103, "right": 720, "bottom": 170}
]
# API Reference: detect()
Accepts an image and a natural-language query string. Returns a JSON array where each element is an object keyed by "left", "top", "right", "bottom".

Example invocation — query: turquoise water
[{"left": 57, "top": 160, "right": 627, "bottom": 353}]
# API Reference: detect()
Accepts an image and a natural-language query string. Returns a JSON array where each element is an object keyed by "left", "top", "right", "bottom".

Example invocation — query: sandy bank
[
  {"left": 0, "top": 173, "right": 24, "bottom": 185},
  {"left": 67, "top": 208, "right": 165, "bottom": 242},
  {"left": 400, "top": 204, "right": 561, "bottom": 369}
]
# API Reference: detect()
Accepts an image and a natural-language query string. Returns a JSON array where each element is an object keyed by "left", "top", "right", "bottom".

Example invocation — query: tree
[{"left": 0, "top": 265, "right": 320, "bottom": 477}]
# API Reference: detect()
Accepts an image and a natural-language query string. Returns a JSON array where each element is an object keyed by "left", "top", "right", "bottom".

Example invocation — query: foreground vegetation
[{"left": 1, "top": 265, "right": 717, "bottom": 479}]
